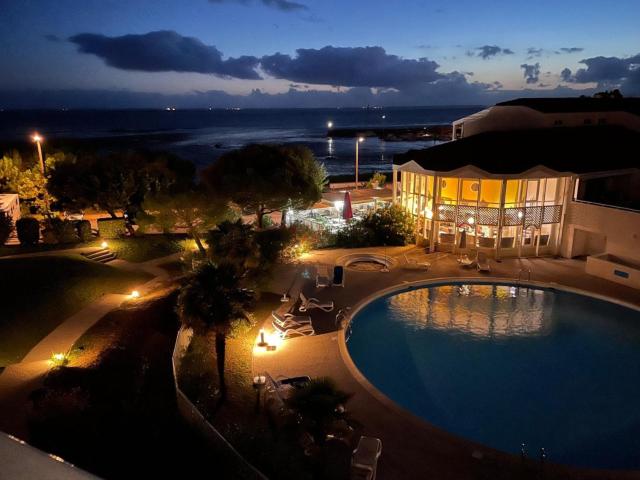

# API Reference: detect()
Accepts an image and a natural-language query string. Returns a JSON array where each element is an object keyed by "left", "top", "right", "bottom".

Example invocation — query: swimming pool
[{"left": 346, "top": 282, "right": 640, "bottom": 470}]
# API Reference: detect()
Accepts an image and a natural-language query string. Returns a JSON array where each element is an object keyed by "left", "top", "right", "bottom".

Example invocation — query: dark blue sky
[{"left": 1, "top": 0, "right": 638, "bottom": 108}]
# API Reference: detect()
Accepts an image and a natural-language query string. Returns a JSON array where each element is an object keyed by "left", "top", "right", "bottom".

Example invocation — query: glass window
[
  {"left": 504, "top": 179, "right": 522, "bottom": 206},
  {"left": 460, "top": 179, "right": 479, "bottom": 204},
  {"left": 438, "top": 222, "right": 456, "bottom": 244},
  {"left": 439, "top": 178, "right": 459, "bottom": 203},
  {"left": 480, "top": 179, "right": 502, "bottom": 206},
  {"left": 526, "top": 180, "right": 539, "bottom": 203},
  {"left": 544, "top": 178, "right": 559, "bottom": 204},
  {"left": 499, "top": 226, "right": 519, "bottom": 249}
]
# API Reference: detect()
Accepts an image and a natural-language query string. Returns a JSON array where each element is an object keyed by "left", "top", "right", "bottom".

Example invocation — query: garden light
[
  {"left": 129, "top": 290, "right": 140, "bottom": 299},
  {"left": 100, "top": 241, "right": 108, "bottom": 248},
  {"left": 50, "top": 352, "right": 68, "bottom": 367}
]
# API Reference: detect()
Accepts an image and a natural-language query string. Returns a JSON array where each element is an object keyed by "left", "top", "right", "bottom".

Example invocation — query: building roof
[
  {"left": 496, "top": 97, "right": 640, "bottom": 115},
  {"left": 394, "top": 126, "right": 640, "bottom": 177}
]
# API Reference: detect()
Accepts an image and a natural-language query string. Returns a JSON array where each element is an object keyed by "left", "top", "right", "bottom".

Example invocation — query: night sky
[{"left": 1, "top": 0, "right": 639, "bottom": 108}]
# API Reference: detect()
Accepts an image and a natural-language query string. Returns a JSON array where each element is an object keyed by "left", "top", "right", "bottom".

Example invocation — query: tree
[
  {"left": 285, "top": 377, "right": 352, "bottom": 447},
  {"left": 48, "top": 150, "right": 196, "bottom": 218},
  {"left": 201, "top": 144, "right": 327, "bottom": 228},
  {"left": 141, "top": 189, "right": 232, "bottom": 254},
  {"left": 176, "top": 262, "right": 255, "bottom": 398},
  {"left": 0, "top": 213, "right": 13, "bottom": 245},
  {"left": 207, "top": 219, "right": 294, "bottom": 287}
]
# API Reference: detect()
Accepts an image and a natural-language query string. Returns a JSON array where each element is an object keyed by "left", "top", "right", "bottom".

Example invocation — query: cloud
[
  {"left": 69, "top": 30, "right": 261, "bottom": 79},
  {"left": 526, "top": 47, "right": 544, "bottom": 59},
  {"left": 474, "top": 45, "right": 514, "bottom": 60},
  {"left": 520, "top": 63, "right": 541, "bottom": 84},
  {"left": 261, "top": 46, "right": 444, "bottom": 88},
  {"left": 208, "top": 0, "right": 307, "bottom": 11},
  {"left": 561, "top": 53, "right": 640, "bottom": 94},
  {"left": 558, "top": 47, "right": 584, "bottom": 54}
]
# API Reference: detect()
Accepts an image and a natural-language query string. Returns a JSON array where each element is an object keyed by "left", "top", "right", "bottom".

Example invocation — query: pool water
[{"left": 347, "top": 283, "right": 640, "bottom": 470}]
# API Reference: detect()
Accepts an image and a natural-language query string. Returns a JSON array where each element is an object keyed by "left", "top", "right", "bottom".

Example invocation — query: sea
[{"left": 0, "top": 106, "right": 483, "bottom": 176}]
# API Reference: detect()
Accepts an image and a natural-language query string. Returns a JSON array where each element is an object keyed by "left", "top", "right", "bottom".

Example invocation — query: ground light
[
  {"left": 100, "top": 241, "right": 108, "bottom": 248},
  {"left": 253, "top": 329, "right": 284, "bottom": 356},
  {"left": 129, "top": 290, "right": 140, "bottom": 299},
  {"left": 49, "top": 352, "right": 68, "bottom": 367}
]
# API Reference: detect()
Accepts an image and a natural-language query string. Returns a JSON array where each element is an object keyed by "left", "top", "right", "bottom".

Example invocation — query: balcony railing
[{"left": 434, "top": 204, "right": 562, "bottom": 227}]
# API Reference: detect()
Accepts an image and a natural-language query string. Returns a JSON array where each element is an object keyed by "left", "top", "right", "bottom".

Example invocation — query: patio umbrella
[
  {"left": 459, "top": 229, "right": 467, "bottom": 249},
  {"left": 342, "top": 191, "right": 353, "bottom": 220}
]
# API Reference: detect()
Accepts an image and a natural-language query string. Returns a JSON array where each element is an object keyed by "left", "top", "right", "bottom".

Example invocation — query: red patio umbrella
[{"left": 342, "top": 191, "right": 353, "bottom": 220}]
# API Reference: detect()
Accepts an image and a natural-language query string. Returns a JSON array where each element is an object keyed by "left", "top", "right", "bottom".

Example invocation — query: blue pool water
[{"left": 347, "top": 282, "right": 640, "bottom": 470}]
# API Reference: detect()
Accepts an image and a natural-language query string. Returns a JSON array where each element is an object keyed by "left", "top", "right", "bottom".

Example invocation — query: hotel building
[{"left": 392, "top": 97, "right": 640, "bottom": 261}]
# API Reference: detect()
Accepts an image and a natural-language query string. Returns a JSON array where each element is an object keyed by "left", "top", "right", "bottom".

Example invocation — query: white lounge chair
[
  {"left": 271, "top": 318, "right": 315, "bottom": 339},
  {"left": 316, "top": 265, "right": 331, "bottom": 288},
  {"left": 477, "top": 251, "right": 491, "bottom": 272},
  {"left": 272, "top": 311, "right": 312, "bottom": 329},
  {"left": 457, "top": 251, "right": 477, "bottom": 267},
  {"left": 299, "top": 292, "right": 334, "bottom": 312},
  {"left": 403, "top": 253, "right": 430, "bottom": 270},
  {"left": 351, "top": 436, "right": 382, "bottom": 480}
]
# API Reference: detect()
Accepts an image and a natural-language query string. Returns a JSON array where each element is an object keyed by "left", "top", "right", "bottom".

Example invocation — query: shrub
[
  {"left": 76, "top": 220, "right": 93, "bottom": 242},
  {"left": 42, "top": 218, "right": 80, "bottom": 244},
  {"left": 0, "top": 213, "right": 13, "bottom": 245},
  {"left": 98, "top": 218, "right": 127, "bottom": 239},
  {"left": 16, "top": 217, "right": 40, "bottom": 245},
  {"left": 366, "top": 171, "right": 387, "bottom": 188},
  {"left": 335, "top": 204, "right": 414, "bottom": 247}
]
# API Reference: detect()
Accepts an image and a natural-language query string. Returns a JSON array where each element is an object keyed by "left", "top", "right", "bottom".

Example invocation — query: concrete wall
[{"left": 561, "top": 199, "right": 640, "bottom": 262}]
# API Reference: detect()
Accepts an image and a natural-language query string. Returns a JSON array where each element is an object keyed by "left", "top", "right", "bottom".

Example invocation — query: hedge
[
  {"left": 98, "top": 218, "right": 127, "bottom": 239},
  {"left": 0, "top": 213, "right": 13, "bottom": 245},
  {"left": 76, "top": 220, "right": 93, "bottom": 242},
  {"left": 16, "top": 217, "right": 40, "bottom": 246}
]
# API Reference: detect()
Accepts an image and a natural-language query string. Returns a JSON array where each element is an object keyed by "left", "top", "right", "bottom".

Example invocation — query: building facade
[{"left": 393, "top": 97, "right": 640, "bottom": 260}]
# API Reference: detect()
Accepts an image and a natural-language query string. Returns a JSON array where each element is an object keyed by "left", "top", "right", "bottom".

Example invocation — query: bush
[
  {"left": 0, "top": 213, "right": 13, "bottom": 245},
  {"left": 98, "top": 218, "right": 127, "bottom": 239},
  {"left": 366, "top": 171, "right": 387, "bottom": 188},
  {"left": 335, "top": 204, "right": 414, "bottom": 247},
  {"left": 43, "top": 218, "right": 80, "bottom": 244},
  {"left": 16, "top": 217, "right": 40, "bottom": 245},
  {"left": 76, "top": 220, "right": 93, "bottom": 242}
]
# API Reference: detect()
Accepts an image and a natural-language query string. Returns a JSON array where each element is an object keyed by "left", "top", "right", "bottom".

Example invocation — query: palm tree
[
  {"left": 285, "top": 377, "right": 352, "bottom": 447},
  {"left": 176, "top": 262, "right": 255, "bottom": 398}
]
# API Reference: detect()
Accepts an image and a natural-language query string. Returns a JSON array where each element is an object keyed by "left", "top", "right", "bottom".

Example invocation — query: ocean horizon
[{"left": 0, "top": 106, "right": 484, "bottom": 175}]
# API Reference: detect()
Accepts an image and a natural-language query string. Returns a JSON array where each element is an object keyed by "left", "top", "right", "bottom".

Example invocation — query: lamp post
[
  {"left": 327, "top": 120, "right": 333, "bottom": 129},
  {"left": 31, "top": 132, "right": 50, "bottom": 213},
  {"left": 355, "top": 136, "right": 364, "bottom": 190}
]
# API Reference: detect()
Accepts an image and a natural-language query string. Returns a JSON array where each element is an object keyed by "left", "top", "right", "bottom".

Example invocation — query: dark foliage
[{"left": 16, "top": 217, "right": 39, "bottom": 245}]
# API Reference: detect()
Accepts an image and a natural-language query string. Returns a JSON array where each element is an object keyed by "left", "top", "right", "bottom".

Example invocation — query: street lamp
[
  {"left": 31, "top": 132, "right": 50, "bottom": 213},
  {"left": 355, "top": 136, "right": 365, "bottom": 190},
  {"left": 327, "top": 120, "right": 333, "bottom": 129}
]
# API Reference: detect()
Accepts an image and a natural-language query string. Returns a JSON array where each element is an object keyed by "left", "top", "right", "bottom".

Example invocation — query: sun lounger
[
  {"left": 272, "top": 311, "right": 312, "bottom": 329},
  {"left": 272, "top": 317, "right": 315, "bottom": 339},
  {"left": 477, "top": 251, "right": 491, "bottom": 272},
  {"left": 299, "top": 292, "right": 334, "bottom": 312},
  {"left": 351, "top": 436, "right": 382, "bottom": 480},
  {"left": 457, "top": 250, "right": 477, "bottom": 267},
  {"left": 333, "top": 265, "right": 345, "bottom": 287},
  {"left": 403, "top": 253, "right": 430, "bottom": 270},
  {"left": 316, "top": 265, "right": 331, "bottom": 288}
]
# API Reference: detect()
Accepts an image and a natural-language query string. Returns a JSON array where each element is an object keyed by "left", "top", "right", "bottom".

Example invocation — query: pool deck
[{"left": 253, "top": 247, "right": 640, "bottom": 480}]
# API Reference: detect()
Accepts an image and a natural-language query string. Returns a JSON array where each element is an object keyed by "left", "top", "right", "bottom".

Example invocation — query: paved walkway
[
  {"left": 255, "top": 247, "right": 640, "bottom": 480},
  {"left": 0, "top": 252, "right": 179, "bottom": 440}
]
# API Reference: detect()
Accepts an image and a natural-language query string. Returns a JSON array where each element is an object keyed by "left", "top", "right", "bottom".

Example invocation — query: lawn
[
  {"left": 0, "top": 254, "right": 150, "bottom": 366},
  {"left": 95, "top": 234, "right": 190, "bottom": 263},
  {"left": 27, "top": 288, "right": 243, "bottom": 479}
]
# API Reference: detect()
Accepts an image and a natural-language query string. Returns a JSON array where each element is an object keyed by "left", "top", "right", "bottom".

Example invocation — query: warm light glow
[
  {"left": 467, "top": 216, "right": 475, "bottom": 225},
  {"left": 438, "top": 205, "right": 445, "bottom": 211},
  {"left": 49, "top": 352, "right": 67, "bottom": 367},
  {"left": 100, "top": 241, "right": 108, "bottom": 249},
  {"left": 327, "top": 121, "right": 333, "bottom": 128},
  {"left": 129, "top": 290, "right": 140, "bottom": 299},
  {"left": 253, "top": 328, "right": 284, "bottom": 355},
  {"left": 334, "top": 200, "right": 344, "bottom": 211},
  {"left": 358, "top": 136, "right": 365, "bottom": 143},
  {"left": 517, "top": 211, "right": 524, "bottom": 219},
  {"left": 32, "top": 133, "right": 43, "bottom": 143},
  {"left": 425, "top": 208, "right": 433, "bottom": 219}
]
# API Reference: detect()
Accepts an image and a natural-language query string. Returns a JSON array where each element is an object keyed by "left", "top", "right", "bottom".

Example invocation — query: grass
[
  {"left": 0, "top": 254, "right": 151, "bottom": 367},
  {"left": 27, "top": 288, "right": 229, "bottom": 479},
  {"left": 96, "top": 234, "right": 190, "bottom": 263},
  {"left": 177, "top": 293, "right": 349, "bottom": 479}
]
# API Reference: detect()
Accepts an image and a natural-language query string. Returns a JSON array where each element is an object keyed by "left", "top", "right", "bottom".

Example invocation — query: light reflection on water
[{"left": 387, "top": 284, "right": 552, "bottom": 338}]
